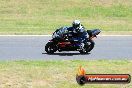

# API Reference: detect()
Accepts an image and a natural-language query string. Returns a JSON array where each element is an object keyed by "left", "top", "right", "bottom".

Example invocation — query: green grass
[
  {"left": 0, "top": 0, "right": 132, "bottom": 34},
  {"left": 0, "top": 60, "right": 132, "bottom": 88}
]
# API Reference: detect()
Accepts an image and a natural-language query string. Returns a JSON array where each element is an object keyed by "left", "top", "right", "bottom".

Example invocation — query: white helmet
[{"left": 72, "top": 20, "right": 81, "bottom": 29}]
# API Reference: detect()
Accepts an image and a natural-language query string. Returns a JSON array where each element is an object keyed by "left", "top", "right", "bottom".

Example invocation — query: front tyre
[
  {"left": 87, "top": 40, "right": 95, "bottom": 52},
  {"left": 79, "top": 40, "right": 95, "bottom": 54},
  {"left": 45, "top": 42, "right": 57, "bottom": 54},
  {"left": 79, "top": 43, "right": 89, "bottom": 54}
]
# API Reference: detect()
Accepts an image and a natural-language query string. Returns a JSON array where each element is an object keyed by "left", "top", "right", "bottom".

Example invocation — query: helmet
[{"left": 72, "top": 20, "right": 81, "bottom": 29}]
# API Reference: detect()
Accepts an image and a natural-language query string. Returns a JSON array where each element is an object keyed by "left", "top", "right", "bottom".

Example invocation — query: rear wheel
[{"left": 45, "top": 42, "right": 57, "bottom": 54}]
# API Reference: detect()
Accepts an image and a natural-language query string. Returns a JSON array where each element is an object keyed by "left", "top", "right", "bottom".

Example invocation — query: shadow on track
[{"left": 42, "top": 52, "right": 90, "bottom": 56}]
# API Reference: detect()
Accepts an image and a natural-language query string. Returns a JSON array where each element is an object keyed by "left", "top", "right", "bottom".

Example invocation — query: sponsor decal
[{"left": 76, "top": 66, "right": 131, "bottom": 85}]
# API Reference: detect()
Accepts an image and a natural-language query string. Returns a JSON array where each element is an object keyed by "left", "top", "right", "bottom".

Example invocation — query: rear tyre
[{"left": 45, "top": 42, "right": 57, "bottom": 54}]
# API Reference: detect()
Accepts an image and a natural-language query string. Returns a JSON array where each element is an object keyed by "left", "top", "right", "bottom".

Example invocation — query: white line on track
[
  {"left": 0, "top": 35, "right": 52, "bottom": 36},
  {"left": 99, "top": 35, "right": 132, "bottom": 36},
  {"left": 0, "top": 35, "right": 131, "bottom": 37}
]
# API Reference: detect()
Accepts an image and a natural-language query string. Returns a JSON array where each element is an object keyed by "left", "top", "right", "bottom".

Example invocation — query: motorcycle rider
[
  {"left": 67, "top": 20, "right": 88, "bottom": 43},
  {"left": 52, "top": 20, "right": 88, "bottom": 43}
]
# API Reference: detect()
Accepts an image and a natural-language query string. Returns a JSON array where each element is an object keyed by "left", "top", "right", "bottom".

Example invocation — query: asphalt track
[{"left": 0, "top": 36, "right": 132, "bottom": 60}]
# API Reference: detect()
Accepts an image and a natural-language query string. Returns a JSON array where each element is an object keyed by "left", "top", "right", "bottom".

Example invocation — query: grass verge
[
  {"left": 0, "top": 0, "right": 132, "bottom": 35},
  {"left": 0, "top": 60, "right": 132, "bottom": 88}
]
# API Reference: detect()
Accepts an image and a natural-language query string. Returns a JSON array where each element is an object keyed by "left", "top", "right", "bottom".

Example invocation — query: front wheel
[
  {"left": 45, "top": 42, "right": 57, "bottom": 54},
  {"left": 87, "top": 40, "right": 95, "bottom": 52},
  {"left": 79, "top": 40, "right": 95, "bottom": 54}
]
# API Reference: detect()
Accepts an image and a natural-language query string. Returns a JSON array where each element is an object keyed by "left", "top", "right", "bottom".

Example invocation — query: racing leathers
[{"left": 52, "top": 25, "right": 88, "bottom": 43}]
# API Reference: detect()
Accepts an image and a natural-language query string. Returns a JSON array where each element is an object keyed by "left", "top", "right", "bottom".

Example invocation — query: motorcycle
[{"left": 45, "top": 29, "right": 101, "bottom": 54}]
